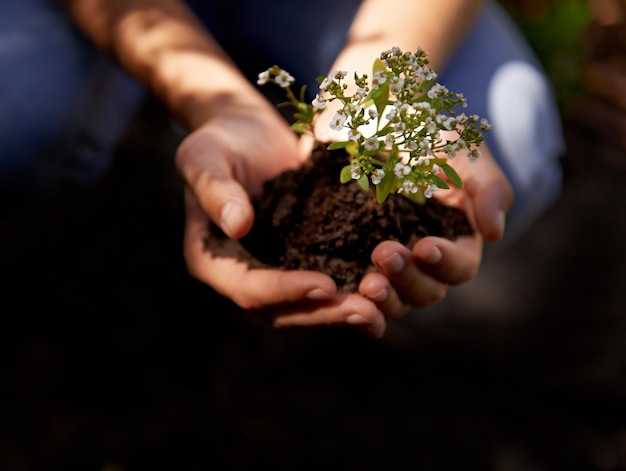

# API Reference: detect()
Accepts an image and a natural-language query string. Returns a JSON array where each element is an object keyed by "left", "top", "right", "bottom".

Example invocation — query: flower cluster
[{"left": 258, "top": 47, "right": 491, "bottom": 204}]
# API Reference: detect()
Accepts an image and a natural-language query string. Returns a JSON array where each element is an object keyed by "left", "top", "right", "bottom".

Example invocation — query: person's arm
[
  {"left": 63, "top": 0, "right": 276, "bottom": 130},
  {"left": 333, "top": 0, "right": 485, "bottom": 81},
  {"left": 61, "top": 0, "right": 389, "bottom": 337},
  {"left": 324, "top": 0, "right": 513, "bottom": 315}
]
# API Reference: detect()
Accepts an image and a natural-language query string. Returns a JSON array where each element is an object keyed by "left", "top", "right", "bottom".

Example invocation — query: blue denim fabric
[
  {"left": 184, "top": 0, "right": 362, "bottom": 92},
  {"left": 437, "top": 3, "right": 565, "bottom": 242},
  {"left": 0, "top": 0, "right": 564, "bottom": 238},
  {"left": 0, "top": 0, "right": 145, "bottom": 189}
]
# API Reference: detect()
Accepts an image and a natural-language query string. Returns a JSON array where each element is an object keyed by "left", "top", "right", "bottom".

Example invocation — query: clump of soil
[{"left": 206, "top": 149, "right": 473, "bottom": 293}]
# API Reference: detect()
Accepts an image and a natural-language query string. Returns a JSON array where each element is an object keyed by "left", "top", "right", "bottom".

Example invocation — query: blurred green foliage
[{"left": 499, "top": 0, "right": 591, "bottom": 113}]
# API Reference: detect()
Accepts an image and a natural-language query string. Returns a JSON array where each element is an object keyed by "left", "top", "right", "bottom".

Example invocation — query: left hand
[{"left": 358, "top": 144, "right": 513, "bottom": 320}]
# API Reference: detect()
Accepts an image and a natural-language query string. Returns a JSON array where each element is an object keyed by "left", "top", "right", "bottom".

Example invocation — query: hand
[
  {"left": 176, "top": 100, "right": 388, "bottom": 337},
  {"left": 358, "top": 144, "right": 514, "bottom": 319}
]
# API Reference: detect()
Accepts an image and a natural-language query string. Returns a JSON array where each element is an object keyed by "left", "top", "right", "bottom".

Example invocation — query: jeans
[
  {"left": 0, "top": 0, "right": 145, "bottom": 190},
  {"left": 0, "top": 0, "right": 564, "bottom": 241}
]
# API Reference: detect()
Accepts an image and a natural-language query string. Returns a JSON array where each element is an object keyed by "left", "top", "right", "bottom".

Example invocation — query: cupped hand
[
  {"left": 359, "top": 145, "right": 514, "bottom": 319},
  {"left": 176, "top": 100, "right": 388, "bottom": 338}
]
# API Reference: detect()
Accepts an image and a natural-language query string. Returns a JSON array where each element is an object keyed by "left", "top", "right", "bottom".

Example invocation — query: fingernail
[
  {"left": 307, "top": 288, "right": 331, "bottom": 300},
  {"left": 385, "top": 252, "right": 406, "bottom": 274},
  {"left": 220, "top": 200, "right": 243, "bottom": 236},
  {"left": 422, "top": 246, "right": 443, "bottom": 265},
  {"left": 370, "top": 288, "right": 388, "bottom": 303},
  {"left": 346, "top": 314, "right": 369, "bottom": 325}
]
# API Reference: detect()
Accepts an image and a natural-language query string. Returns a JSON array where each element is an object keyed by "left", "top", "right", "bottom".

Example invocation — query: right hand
[{"left": 176, "top": 99, "right": 389, "bottom": 337}]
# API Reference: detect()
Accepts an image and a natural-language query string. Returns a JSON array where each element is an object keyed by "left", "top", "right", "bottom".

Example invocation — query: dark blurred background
[{"left": 1, "top": 1, "right": 625, "bottom": 470}]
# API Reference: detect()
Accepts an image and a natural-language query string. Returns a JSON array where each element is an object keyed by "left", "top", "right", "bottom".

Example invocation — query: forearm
[
  {"left": 331, "top": 0, "right": 485, "bottom": 76},
  {"left": 61, "top": 0, "right": 266, "bottom": 129}
]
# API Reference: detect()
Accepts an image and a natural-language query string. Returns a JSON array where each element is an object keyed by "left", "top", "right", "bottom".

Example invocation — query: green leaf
[
  {"left": 291, "top": 122, "right": 307, "bottom": 135},
  {"left": 340, "top": 165, "right": 352, "bottom": 183},
  {"left": 441, "top": 163, "right": 463, "bottom": 188},
  {"left": 431, "top": 174, "right": 450, "bottom": 190},
  {"left": 375, "top": 156, "right": 397, "bottom": 203},
  {"left": 376, "top": 178, "right": 394, "bottom": 204},
  {"left": 357, "top": 174, "right": 370, "bottom": 191},
  {"left": 376, "top": 186, "right": 391, "bottom": 203},
  {"left": 345, "top": 141, "right": 359, "bottom": 156},
  {"left": 372, "top": 57, "right": 386, "bottom": 73},
  {"left": 296, "top": 102, "right": 310, "bottom": 113},
  {"left": 404, "top": 188, "right": 426, "bottom": 205},
  {"left": 328, "top": 141, "right": 350, "bottom": 150},
  {"left": 373, "top": 82, "right": 389, "bottom": 118},
  {"left": 377, "top": 126, "right": 394, "bottom": 137},
  {"left": 299, "top": 85, "right": 308, "bottom": 102}
]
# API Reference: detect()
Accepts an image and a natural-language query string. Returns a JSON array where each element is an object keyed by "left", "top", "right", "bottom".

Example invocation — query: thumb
[
  {"left": 176, "top": 131, "right": 254, "bottom": 239},
  {"left": 464, "top": 153, "right": 514, "bottom": 243}
]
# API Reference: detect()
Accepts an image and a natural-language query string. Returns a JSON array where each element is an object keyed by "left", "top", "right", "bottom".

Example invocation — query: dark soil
[
  {"left": 207, "top": 148, "right": 473, "bottom": 292},
  {"left": 1, "top": 6, "right": 626, "bottom": 470}
]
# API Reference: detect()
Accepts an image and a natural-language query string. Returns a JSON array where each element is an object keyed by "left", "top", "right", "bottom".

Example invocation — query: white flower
[
  {"left": 389, "top": 76, "right": 405, "bottom": 95},
  {"left": 445, "top": 144, "right": 457, "bottom": 159},
  {"left": 431, "top": 163, "right": 440, "bottom": 174},
  {"left": 347, "top": 102, "right": 362, "bottom": 115},
  {"left": 405, "top": 140, "right": 418, "bottom": 151},
  {"left": 437, "top": 114, "right": 456, "bottom": 131},
  {"left": 427, "top": 83, "right": 448, "bottom": 99},
  {"left": 385, "top": 107, "right": 398, "bottom": 121},
  {"left": 372, "top": 69, "right": 387, "bottom": 89},
  {"left": 480, "top": 118, "right": 492, "bottom": 131},
  {"left": 393, "top": 121, "right": 407, "bottom": 133},
  {"left": 351, "top": 162, "right": 361, "bottom": 180},
  {"left": 367, "top": 108, "right": 379, "bottom": 119},
  {"left": 384, "top": 134, "right": 395, "bottom": 147},
  {"left": 424, "top": 117, "right": 437, "bottom": 134},
  {"left": 319, "top": 76, "right": 333, "bottom": 90},
  {"left": 275, "top": 70, "right": 295, "bottom": 88},
  {"left": 371, "top": 169, "right": 385, "bottom": 185},
  {"left": 394, "top": 162, "right": 411, "bottom": 178},
  {"left": 418, "top": 137, "right": 431, "bottom": 151},
  {"left": 398, "top": 180, "right": 418, "bottom": 194},
  {"left": 257, "top": 70, "right": 270, "bottom": 85},
  {"left": 329, "top": 111, "right": 348, "bottom": 131},
  {"left": 347, "top": 129, "right": 361, "bottom": 141},
  {"left": 468, "top": 148, "right": 480, "bottom": 163},
  {"left": 422, "top": 67, "right": 437, "bottom": 81},
  {"left": 320, "top": 70, "right": 347, "bottom": 90},
  {"left": 414, "top": 102, "right": 435, "bottom": 115},
  {"left": 354, "top": 87, "right": 367, "bottom": 101},
  {"left": 364, "top": 137, "right": 380, "bottom": 152},
  {"left": 424, "top": 184, "right": 438, "bottom": 198},
  {"left": 312, "top": 94, "right": 327, "bottom": 110}
]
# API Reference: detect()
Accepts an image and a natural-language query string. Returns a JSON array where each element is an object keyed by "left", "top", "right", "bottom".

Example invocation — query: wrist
[{"left": 154, "top": 52, "right": 264, "bottom": 129}]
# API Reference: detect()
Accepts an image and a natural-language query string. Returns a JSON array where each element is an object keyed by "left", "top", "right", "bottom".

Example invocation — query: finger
[
  {"left": 370, "top": 241, "right": 448, "bottom": 309},
  {"left": 183, "top": 189, "right": 338, "bottom": 308},
  {"left": 270, "top": 294, "right": 387, "bottom": 339},
  {"left": 176, "top": 131, "right": 254, "bottom": 239},
  {"left": 359, "top": 272, "right": 410, "bottom": 320},
  {"left": 463, "top": 153, "right": 514, "bottom": 242},
  {"left": 412, "top": 235, "right": 482, "bottom": 285}
]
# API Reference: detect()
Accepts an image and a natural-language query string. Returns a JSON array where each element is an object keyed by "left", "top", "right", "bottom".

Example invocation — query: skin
[{"left": 62, "top": 0, "right": 514, "bottom": 338}]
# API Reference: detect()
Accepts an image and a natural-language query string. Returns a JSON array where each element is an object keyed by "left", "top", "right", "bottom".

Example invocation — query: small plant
[{"left": 257, "top": 46, "right": 491, "bottom": 204}]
